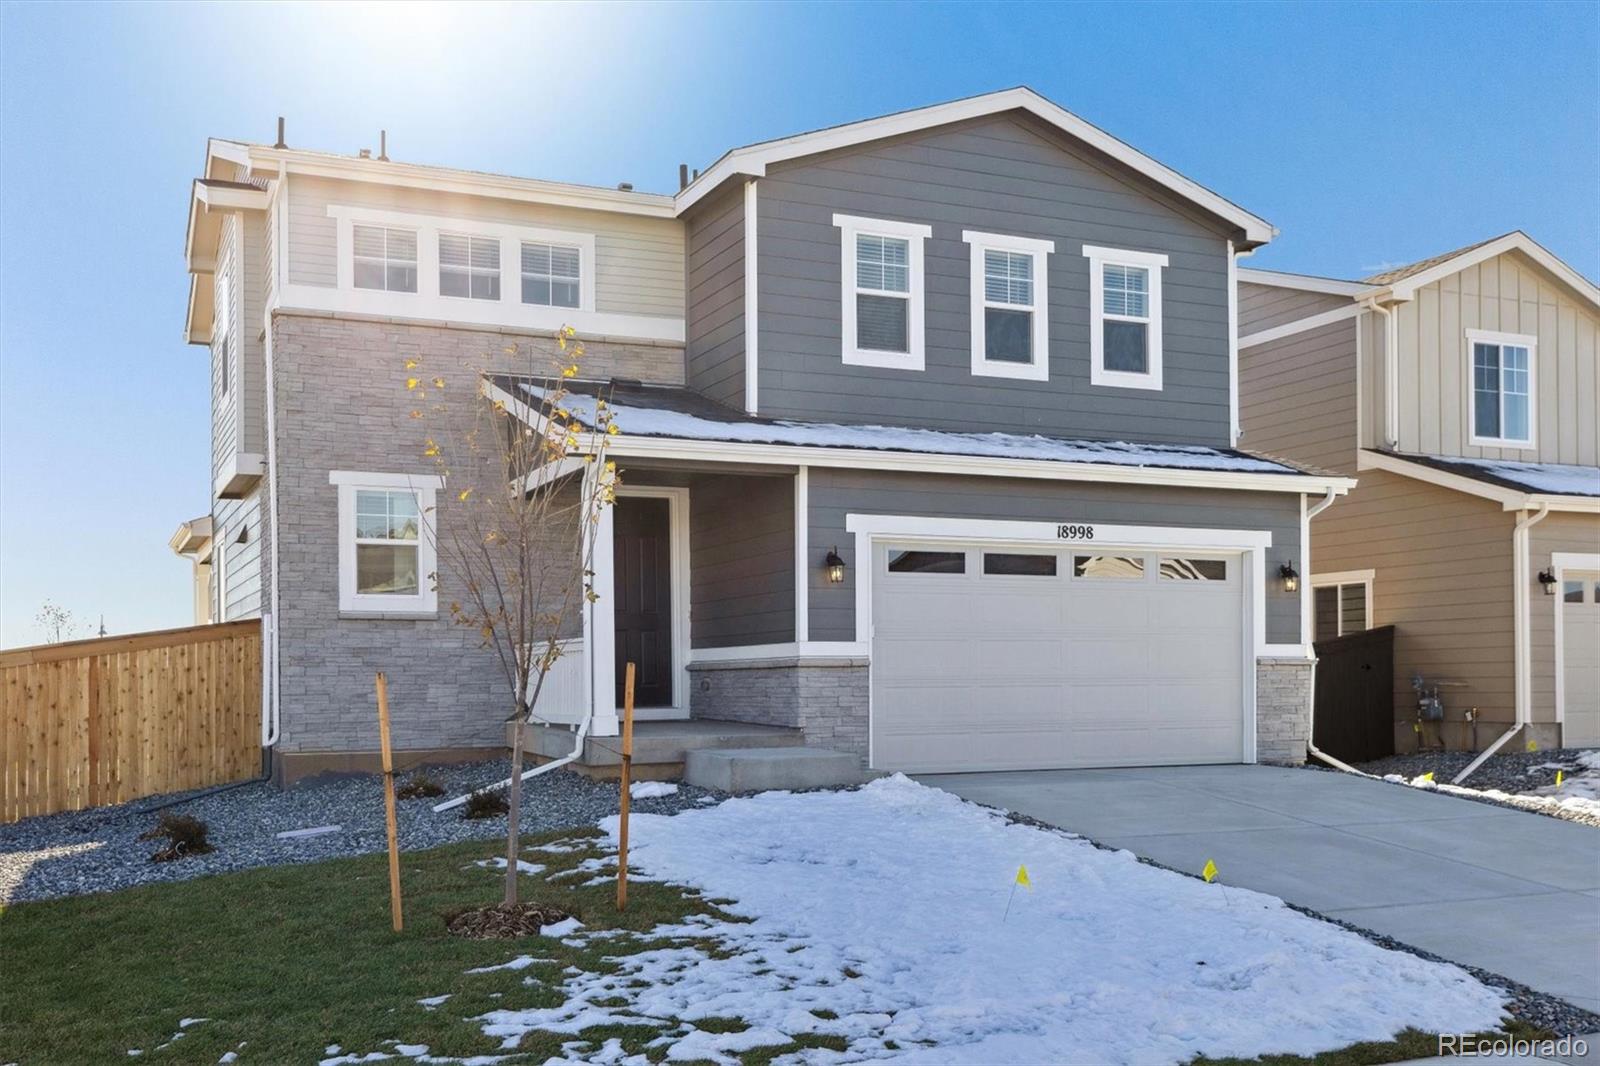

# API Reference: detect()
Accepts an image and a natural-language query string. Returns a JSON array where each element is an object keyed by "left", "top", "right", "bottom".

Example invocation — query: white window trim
[
  {"left": 323, "top": 205, "right": 614, "bottom": 332},
  {"left": 1311, "top": 570, "right": 1374, "bottom": 639},
  {"left": 329, "top": 470, "right": 444, "bottom": 618},
  {"left": 1084, "top": 244, "right": 1167, "bottom": 391},
  {"left": 516, "top": 238, "right": 584, "bottom": 311},
  {"left": 437, "top": 229, "right": 504, "bottom": 304},
  {"left": 216, "top": 265, "right": 234, "bottom": 399},
  {"left": 1465, "top": 328, "right": 1537, "bottom": 450},
  {"left": 833, "top": 213, "right": 931, "bottom": 371},
  {"left": 352, "top": 223, "right": 419, "bottom": 294},
  {"left": 963, "top": 230, "right": 1054, "bottom": 381}
]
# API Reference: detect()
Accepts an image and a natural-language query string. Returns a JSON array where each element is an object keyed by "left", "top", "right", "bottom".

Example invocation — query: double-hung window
[
  {"left": 330, "top": 471, "right": 442, "bottom": 616},
  {"left": 964, "top": 231, "right": 1054, "bottom": 380},
  {"left": 1466, "top": 329, "right": 1536, "bottom": 448},
  {"left": 353, "top": 224, "right": 418, "bottom": 293},
  {"left": 1312, "top": 571, "right": 1373, "bottom": 643},
  {"left": 439, "top": 233, "right": 501, "bottom": 301},
  {"left": 1084, "top": 245, "right": 1167, "bottom": 390},
  {"left": 521, "top": 241, "right": 581, "bottom": 308},
  {"left": 833, "top": 214, "right": 931, "bottom": 370}
]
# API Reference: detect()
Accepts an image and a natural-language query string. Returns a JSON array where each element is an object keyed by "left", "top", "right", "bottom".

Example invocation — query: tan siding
[
  {"left": 1530, "top": 512, "right": 1600, "bottom": 731},
  {"left": 284, "top": 175, "right": 684, "bottom": 317},
  {"left": 1357, "top": 308, "right": 1385, "bottom": 450},
  {"left": 1238, "top": 281, "right": 1349, "bottom": 334},
  {"left": 1393, "top": 250, "right": 1600, "bottom": 464},
  {"left": 1237, "top": 318, "right": 1357, "bottom": 475},
  {"left": 1313, "top": 468, "right": 1516, "bottom": 751}
]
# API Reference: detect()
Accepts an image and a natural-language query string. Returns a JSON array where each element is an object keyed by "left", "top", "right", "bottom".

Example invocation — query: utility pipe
[
  {"left": 432, "top": 705, "right": 593, "bottom": 813},
  {"left": 1453, "top": 503, "right": 1549, "bottom": 784},
  {"left": 1362, "top": 299, "right": 1398, "bottom": 450},
  {"left": 1299, "top": 488, "right": 1373, "bottom": 775}
]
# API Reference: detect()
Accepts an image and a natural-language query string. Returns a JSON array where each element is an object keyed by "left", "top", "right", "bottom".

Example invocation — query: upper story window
[
  {"left": 1312, "top": 571, "right": 1373, "bottom": 643},
  {"left": 833, "top": 214, "right": 931, "bottom": 371},
  {"left": 964, "top": 230, "right": 1054, "bottom": 381},
  {"left": 1084, "top": 245, "right": 1167, "bottom": 391},
  {"left": 521, "top": 241, "right": 581, "bottom": 308},
  {"left": 353, "top": 224, "right": 418, "bottom": 293},
  {"left": 1467, "top": 329, "right": 1536, "bottom": 448},
  {"left": 329, "top": 471, "right": 442, "bottom": 617},
  {"left": 216, "top": 267, "right": 233, "bottom": 397},
  {"left": 439, "top": 233, "right": 501, "bottom": 301}
]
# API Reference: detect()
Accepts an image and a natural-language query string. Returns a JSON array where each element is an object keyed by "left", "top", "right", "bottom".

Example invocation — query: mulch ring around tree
[{"left": 443, "top": 901, "right": 575, "bottom": 939}]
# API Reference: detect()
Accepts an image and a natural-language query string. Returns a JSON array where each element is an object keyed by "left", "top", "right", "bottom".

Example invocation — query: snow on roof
[
  {"left": 1399, "top": 453, "right": 1600, "bottom": 498},
  {"left": 504, "top": 378, "right": 1305, "bottom": 477}
]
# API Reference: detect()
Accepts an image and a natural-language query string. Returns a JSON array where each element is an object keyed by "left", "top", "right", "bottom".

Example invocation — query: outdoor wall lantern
[
  {"left": 824, "top": 547, "right": 847, "bottom": 584},
  {"left": 1538, "top": 568, "right": 1558, "bottom": 595},
  {"left": 1278, "top": 563, "right": 1300, "bottom": 593}
]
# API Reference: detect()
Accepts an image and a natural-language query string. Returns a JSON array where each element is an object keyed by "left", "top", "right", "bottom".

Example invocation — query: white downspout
[
  {"left": 432, "top": 707, "right": 594, "bottom": 813},
  {"left": 261, "top": 161, "right": 287, "bottom": 749},
  {"left": 1300, "top": 488, "right": 1370, "bottom": 774},
  {"left": 1453, "top": 503, "right": 1549, "bottom": 784},
  {"left": 1363, "top": 298, "right": 1398, "bottom": 450}
]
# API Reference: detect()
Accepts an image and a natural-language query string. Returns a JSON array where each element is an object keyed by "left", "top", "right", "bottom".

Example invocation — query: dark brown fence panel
[
  {"left": 1312, "top": 625, "right": 1395, "bottom": 764},
  {"left": 0, "top": 620, "right": 261, "bottom": 823}
]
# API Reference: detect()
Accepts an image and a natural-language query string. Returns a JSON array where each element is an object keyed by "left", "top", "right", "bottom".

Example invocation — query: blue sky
[{"left": 1, "top": 1, "right": 1595, "bottom": 647}]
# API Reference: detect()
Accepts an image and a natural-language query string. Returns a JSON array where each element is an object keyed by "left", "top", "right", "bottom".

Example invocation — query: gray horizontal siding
[
  {"left": 690, "top": 474, "right": 794, "bottom": 648},
  {"left": 684, "top": 184, "right": 745, "bottom": 409},
  {"left": 806, "top": 468, "right": 1303, "bottom": 645},
  {"left": 755, "top": 113, "right": 1238, "bottom": 445},
  {"left": 1238, "top": 319, "right": 1358, "bottom": 475},
  {"left": 1238, "top": 281, "right": 1350, "bottom": 334}
]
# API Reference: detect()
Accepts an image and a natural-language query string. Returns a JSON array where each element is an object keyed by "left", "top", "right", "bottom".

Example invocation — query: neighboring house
[
  {"left": 174, "top": 87, "right": 1353, "bottom": 784},
  {"left": 1238, "top": 232, "right": 1600, "bottom": 756},
  {"left": 168, "top": 515, "right": 214, "bottom": 625}
]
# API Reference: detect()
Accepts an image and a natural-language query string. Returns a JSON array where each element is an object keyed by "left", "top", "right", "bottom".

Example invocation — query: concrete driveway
[{"left": 916, "top": 764, "right": 1600, "bottom": 1013}]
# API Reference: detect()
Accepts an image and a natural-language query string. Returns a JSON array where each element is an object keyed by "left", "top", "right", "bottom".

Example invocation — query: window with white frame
[
  {"left": 521, "top": 240, "right": 581, "bottom": 308},
  {"left": 330, "top": 472, "right": 442, "bottom": 615},
  {"left": 1312, "top": 572, "right": 1372, "bottom": 642},
  {"left": 216, "top": 267, "right": 233, "bottom": 397},
  {"left": 1467, "top": 329, "right": 1536, "bottom": 448},
  {"left": 833, "top": 214, "right": 931, "bottom": 370},
  {"left": 964, "top": 231, "right": 1054, "bottom": 380},
  {"left": 1084, "top": 245, "right": 1167, "bottom": 390},
  {"left": 353, "top": 224, "right": 418, "bottom": 293},
  {"left": 439, "top": 233, "right": 500, "bottom": 301}
]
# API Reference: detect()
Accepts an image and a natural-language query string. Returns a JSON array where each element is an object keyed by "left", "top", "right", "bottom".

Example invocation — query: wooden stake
[
  {"left": 375, "top": 672, "right": 403, "bottom": 932},
  {"left": 617, "top": 662, "right": 635, "bottom": 911}
]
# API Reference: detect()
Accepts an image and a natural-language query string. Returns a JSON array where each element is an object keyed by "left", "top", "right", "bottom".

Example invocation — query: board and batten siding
[
  {"left": 1238, "top": 281, "right": 1350, "bottom": 335},
  {"left": 753, "top": 113, "right": 1239, "bottom": 446},
  {"left": 683, "top": 183, "right": 747, "bottom": 409},
  {"left": 1365, "top": 251, "right": 1600, "bottom": 465},
  {"left": 688, "top": 473, "right": 795, "bottom": 648},
  {"left": 804, "top": 468, "right": 1303, "bottom": 645},
  {"left": 1238, "top": 317, "right": 1359, "bottom": 476},
  {"left": 283, "top": 175, "right": 685, "bottom": 320},
  {"left": 1313, "top": 467, "right": 1518, "bottom": 750}
]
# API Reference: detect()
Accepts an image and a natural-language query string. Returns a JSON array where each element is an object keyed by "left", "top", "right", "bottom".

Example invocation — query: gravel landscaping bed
[
  {"left": 0, "top": 761, "right": 723, "bottom": 905},
  {"left": 1344, "top": 749, "right": 1600, "bottom": 828}
]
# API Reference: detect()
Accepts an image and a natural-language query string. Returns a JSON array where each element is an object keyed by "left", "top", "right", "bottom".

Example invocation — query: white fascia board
[
  {"left": 246, "top": 146, "right": 675, "bottom": 218},
  {"left": 675, "top": 88, "right": 1276, "bottom": 244},
  {"left": 1238, "top": 304, "right": 1363, "bottom": 349},
  {"left": 844, "top": 512, "right": 1273, "bottom": 550},
  {"left": 1374, "top": 232, "right": 1600, "bottom": 310},
  {"left": 1523, "top": 494, "right": 1600, "bottom": 514},
  {"left": 607, "top": 434, "right": 1355, "bottom": 495},
  {"left": 1237, "top": 267, "right": 1367, "bottom": 296},
  {"left": 196, "top": 182, "right": 269, "bottom": 212},
  {"left": 1357, "top": 449, "right": 1526, "bottom": 507},
  {"left": 328, "top": 470, "right": 446, "bottom": 489}
]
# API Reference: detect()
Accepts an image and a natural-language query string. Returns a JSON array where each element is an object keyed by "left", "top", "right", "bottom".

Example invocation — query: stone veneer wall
[
  {"left": 688, "top": 659, "right": 871, "bottom": 762},
  {"left": 271, "top": 312, "right": 682, "bottom": 767},
  {"left": 1255, "top": 657, "right": 1313, "bottom": 765}
]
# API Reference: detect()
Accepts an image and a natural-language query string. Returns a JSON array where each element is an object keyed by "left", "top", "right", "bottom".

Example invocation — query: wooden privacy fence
[
  {"left": 1, "top": 619, "right": 263, "bottom": 823},
  {"left": 1312, "top": 624, "right": 1396, "bottom": 765}
]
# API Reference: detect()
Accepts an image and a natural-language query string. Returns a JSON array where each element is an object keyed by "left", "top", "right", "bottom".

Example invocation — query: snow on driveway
[{"left": 473, "top": 776, "right": 1506, "bottom": 1064}]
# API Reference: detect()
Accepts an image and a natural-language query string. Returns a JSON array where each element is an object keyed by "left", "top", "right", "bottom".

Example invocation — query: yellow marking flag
[
  {"left": 1015, "top": 865, "right": 1031, "bottom": 889},
  {"left": 1202, "top": 859, "right": 1218, "bottom": 884},
  {"left": 1420, "top": 771, "right": 1435, "bottom": 783},
  {"left": 1526, "top": 739, "right": 1539, "bottom": 752},
  {"left": 1556, "top": 770, "right": 1565, "bottom": 789}
]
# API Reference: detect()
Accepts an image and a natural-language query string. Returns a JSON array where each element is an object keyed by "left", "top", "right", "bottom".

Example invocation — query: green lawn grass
[{"left": 0, "top": 825, "right": 1545, "bottom": 1065}]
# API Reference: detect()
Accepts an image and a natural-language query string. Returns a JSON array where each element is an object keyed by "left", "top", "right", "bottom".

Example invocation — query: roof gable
[
  {"left": 1365, "top": 231, "right": 1599, "bottom": 310},
  {"left": 674, "top": 87, "right": 1275, "bottom": 246}
]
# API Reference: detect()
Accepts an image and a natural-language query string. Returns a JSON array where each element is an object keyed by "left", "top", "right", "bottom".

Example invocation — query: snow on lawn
[
  {"left": 629, "top": 781, "right": 680, "bottom": 800},
  {"left": 474, "top": 776, "right": 1506, "bottom": 1065}
]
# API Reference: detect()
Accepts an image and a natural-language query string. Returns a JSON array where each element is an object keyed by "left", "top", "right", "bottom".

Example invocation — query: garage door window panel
[
  {"left": 1159, "top": 557, "right": 1229, "bottom": 581},
  {"left": 984, "top": 552, "right": 1058, "bottom": 577},
  {"left": 887, "top": 549, "right": 966, "bottom": 574},
  {"left": 1073, "top": 554, "right": 1146, "bottom": 580}
]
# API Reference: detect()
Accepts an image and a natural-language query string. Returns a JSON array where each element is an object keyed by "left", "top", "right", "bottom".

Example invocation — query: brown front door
[{"left": 614, "top": 496, "right": 673, "bottom": 707}]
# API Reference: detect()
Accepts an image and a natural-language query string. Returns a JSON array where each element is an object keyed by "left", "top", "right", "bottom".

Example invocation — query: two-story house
[
  {"left": 172, "top": 88, "right": 1353, "bottom": 784},
  {"left": 1238, "top": 232, "right": 1600, "bottom": 763}
]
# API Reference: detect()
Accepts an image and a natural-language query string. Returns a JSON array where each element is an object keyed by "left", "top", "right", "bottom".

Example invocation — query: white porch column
[
  {"left": 794, "top": 465, "right": 809, "bottom": 643},
  {"left": 587, "top": 466, "right": 619, "bottom": 737}
]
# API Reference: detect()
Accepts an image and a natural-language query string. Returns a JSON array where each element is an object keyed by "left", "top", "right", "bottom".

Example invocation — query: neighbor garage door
[{"left": 870, "top": 542, "right": 1246, "bottom": 773}]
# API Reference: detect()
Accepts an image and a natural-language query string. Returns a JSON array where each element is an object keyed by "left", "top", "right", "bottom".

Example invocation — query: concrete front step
[
  {"left": 684, "top": 746, "right": 866, "bottom": 792},
  {"left": 517, "top": 718, "right": 806, "bottom": 779}
]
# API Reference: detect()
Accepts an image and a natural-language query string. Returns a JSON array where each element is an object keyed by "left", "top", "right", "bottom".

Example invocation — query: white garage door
[
  {"left": 871, "top": 542, "right": 1246, "bottom": 773},
  {"left": 1562, "top": 571, "right": 1600, "bottom": 748}
]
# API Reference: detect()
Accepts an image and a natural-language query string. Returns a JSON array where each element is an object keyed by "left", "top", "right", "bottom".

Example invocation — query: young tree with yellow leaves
[{"left": 405, "top": 327, "right": 617, "bottom": 909}]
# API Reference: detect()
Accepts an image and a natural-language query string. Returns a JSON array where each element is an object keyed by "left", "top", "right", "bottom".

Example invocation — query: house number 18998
[{"left": 1056, "top": 524, "right": 1095, "bottom": 540}]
